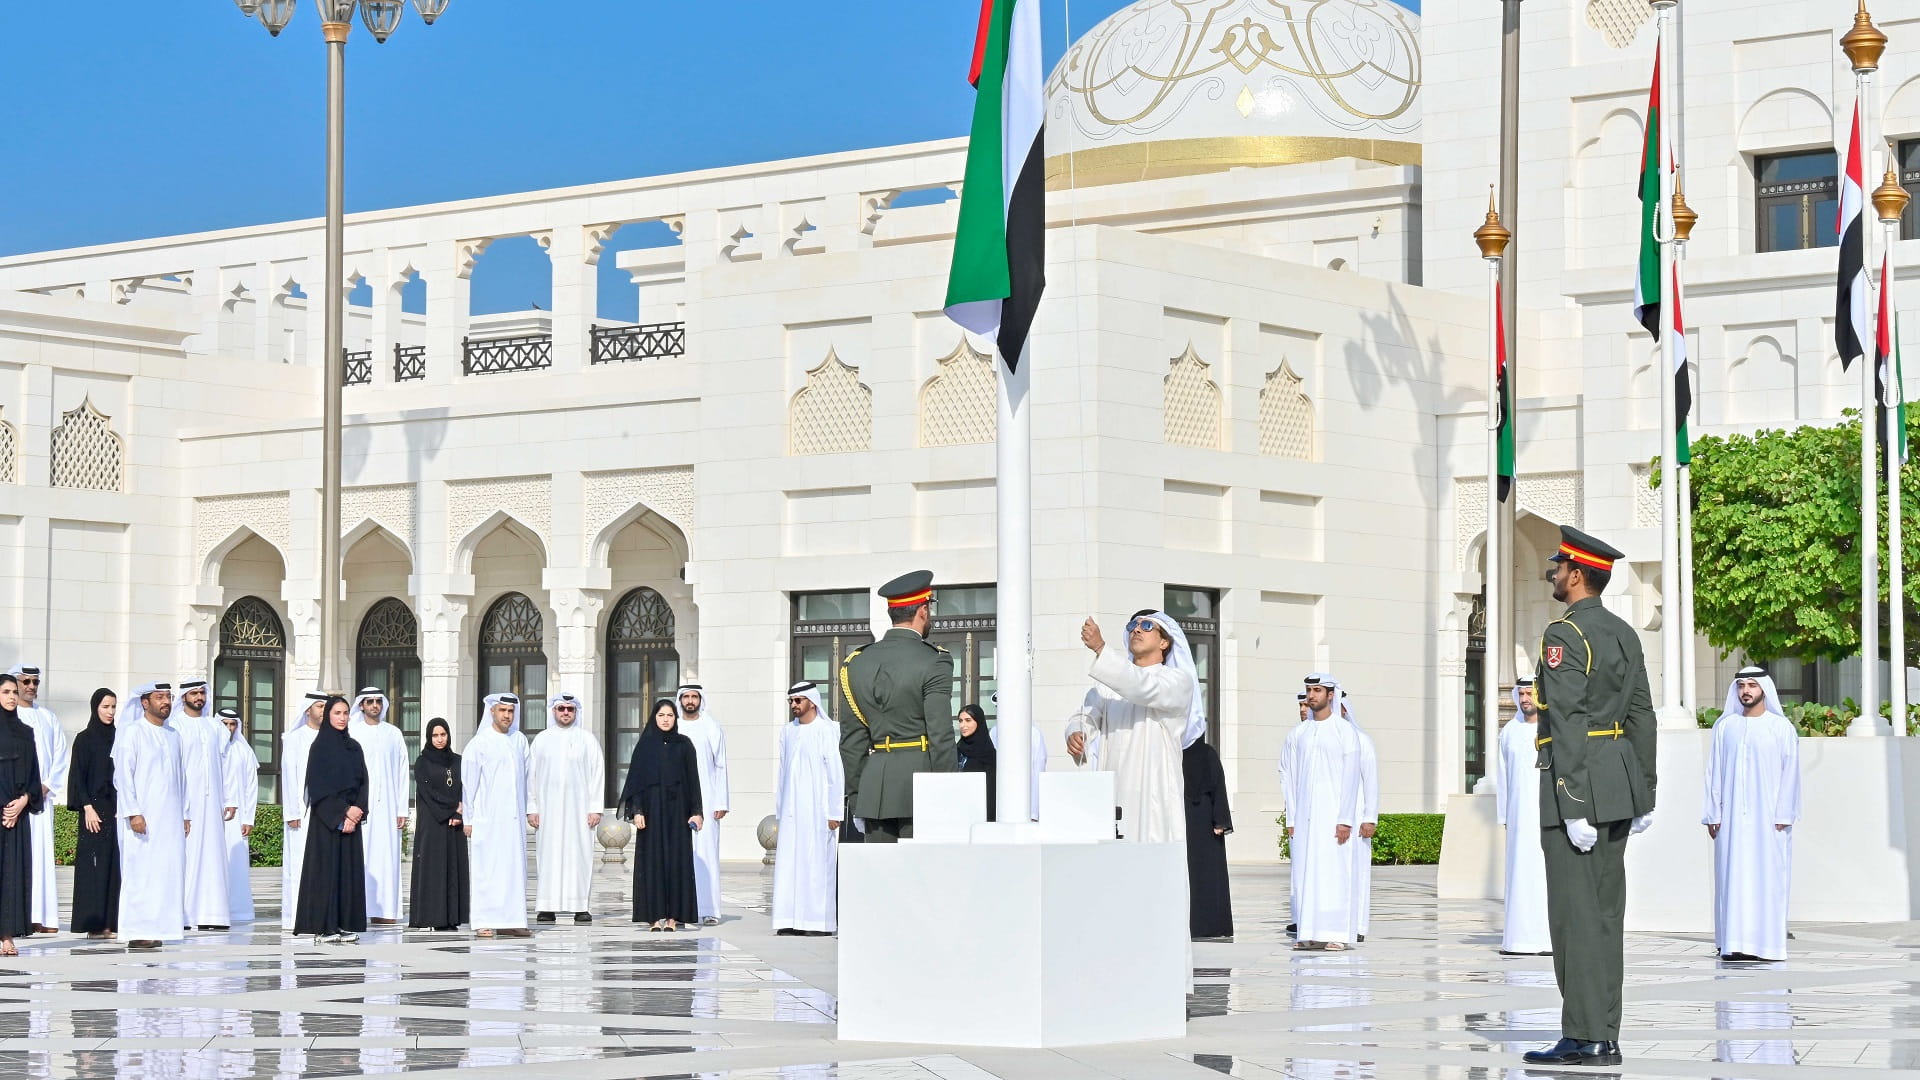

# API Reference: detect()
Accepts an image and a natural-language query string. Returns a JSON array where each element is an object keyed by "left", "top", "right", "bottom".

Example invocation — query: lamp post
[{"left": 238, "top": 0, "right": 451, "bottom": 693}]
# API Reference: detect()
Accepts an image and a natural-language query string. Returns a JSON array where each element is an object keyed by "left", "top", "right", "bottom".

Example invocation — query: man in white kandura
[
  {"left": 8, "top": 665, "right": 66, "bottom": 935},
  {"left": 1064, "top": 609, "right": 1198, "bottom": 843},
  {"left": 176, "top": 678, "right": 233, "bottom": 931},
  {"left": 1282, "top": 673, "right": 1363, "bottom": 951},
  {"left": 219, "top": 708, "right": 260, "bottom": 924},
  {"left": 465, "top": 693, "right": 532, "bottom": 938},
  {"left": 528, "top": 692, "right": 605, "bottom": 925},
  {"left": 280, "top": 691, "right": 327, "bottom": 930},
  {"left": 1494, "top": 677, "right": 1551, "bottom": 955},
  {"left": 113, "top": 682, "right": 189, "bottom": 951},
  {"left": 1344, "top": 690, "right": 1379, "bottom": 944},
  {"left": 350, "top": 687, "right": 410, "bottom": 925},
  {"left": 1703, "top": 666, "right": 1801, "bottom": 963},
  {"left": 774, "top": 681, "right": 845, "bottom": 936},
  {"left": 676, "top": 683, "right": 730, "bottom": 925}
]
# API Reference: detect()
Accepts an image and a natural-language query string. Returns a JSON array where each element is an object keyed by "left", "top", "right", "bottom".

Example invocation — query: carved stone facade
[
  {"left": 195, "top": 492, "right": 293, "bottom": 575},
  {"left": 343, "top": 484, "right": 418, "bottom": 555},
  {"left": 0, "top": 408, "right": 15, "bottom": 483},
  {"left": 1258, "top": 360, "right": 1315, "bottom": 460},
  {"left": 446, "top": 475, "right": 553, "bottom": 568},
  {"left": 582, "top": 466, "right": 695, "bottom": 561},
  {"left": 1164, "top": 345, "right": 1223, "bottom": 450},
  {"left": 1632, "top": 464, "right": 1659, "bottom": 529},
  {"left": 1455, "top": 472, "right": 1586, "bottom": 570},
  {"left": 790, "top": 350, "right": 873, "bottom": 455},
  {"left": 1584, "top": 0, "right": 1653, "bottom": 49},
  {"left": 49, "top": 397, "right": 123, "bottom": 492},
  {"left": 920, "top": 337, "right": 996, "bottom": 447}
]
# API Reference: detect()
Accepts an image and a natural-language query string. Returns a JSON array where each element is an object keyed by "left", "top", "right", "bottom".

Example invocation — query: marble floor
[{"left": 1, "top": 862, "right": 1916, "bottom": 1078}]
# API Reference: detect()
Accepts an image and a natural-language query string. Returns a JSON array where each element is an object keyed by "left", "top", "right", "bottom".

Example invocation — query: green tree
[{"left": 1670, "top": 409, "right": 1920, "bottom": 666}]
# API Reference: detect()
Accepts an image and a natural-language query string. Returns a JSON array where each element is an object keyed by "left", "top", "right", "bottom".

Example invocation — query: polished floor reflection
[{"left": 0, "top": 864, "right": 1915, "bottom": 1077}]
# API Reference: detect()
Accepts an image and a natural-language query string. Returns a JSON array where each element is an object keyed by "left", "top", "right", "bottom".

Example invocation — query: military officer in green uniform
[
  {"left": 838, "top": 570, "right": 957, "bottom": 843},
  {"left": 1523, "top": 526, "right": 1658, "bottom": 1069}
]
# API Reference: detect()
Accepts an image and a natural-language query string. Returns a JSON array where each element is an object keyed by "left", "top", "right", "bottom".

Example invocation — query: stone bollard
[
  {"left": 596, "top": 812, "right": 634, "bottom": 867},
  {"left": 757, "top": 814, "right": 778, "bottom": 866}
]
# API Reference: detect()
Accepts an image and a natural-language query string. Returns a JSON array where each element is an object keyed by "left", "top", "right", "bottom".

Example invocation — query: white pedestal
[
  {"left": 1625, "top": 728, "right": 1714, "bottom": 932},
  {"left": 839, "top": 838, "right": 1188, "bottom": 1047},
  {"left": 1789, "top": 736, "right": 1919, "bottom": 922},
  {"left": 1436, "top": 792, "right": 1502, "bottom": 900}
]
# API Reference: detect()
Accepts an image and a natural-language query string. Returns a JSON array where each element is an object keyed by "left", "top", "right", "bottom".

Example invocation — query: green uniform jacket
[
  {"left": 1534, "top": 596, "right": 1658, "bottom": 825},
  {"left": 838, "top": 627, "right": 957, "bottom": 821}
]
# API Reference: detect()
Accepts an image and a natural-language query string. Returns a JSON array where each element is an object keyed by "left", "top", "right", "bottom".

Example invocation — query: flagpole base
[{"left": 1655, "top": 703, "right": 1694, "bottom": 732}]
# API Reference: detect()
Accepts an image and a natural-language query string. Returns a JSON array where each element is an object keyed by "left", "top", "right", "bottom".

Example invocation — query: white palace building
[{"left": 1, "top": 0, "right": 1916, "bottom": 864}]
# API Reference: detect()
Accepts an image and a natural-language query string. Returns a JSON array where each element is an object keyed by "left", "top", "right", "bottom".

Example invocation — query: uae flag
[
  {"left": 1837, "top": 103, "right": 1869, "bottom": 370},
  {"left": 1630, "top": 43, "right": 1692, "bottom": 464},
  {"left": 1632, "top": 47, "right": 1662, "bottom": 338},
  {"left": 1495, "top": 282, "right": 1515, "bottom": 501},
  {"left": 945, "top": 0, "right": 1046, "bottom": 371},
  {"left": 1877, "top": 253, "right": 1908, "bottom": 463}
]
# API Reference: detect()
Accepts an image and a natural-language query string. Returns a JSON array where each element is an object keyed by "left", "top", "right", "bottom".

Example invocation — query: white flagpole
[
  {"left": 1475, "top": 190, "right": 1510, "bottom": 788},
  {"left": 997, "top": 346, "right": 1034, "bottom": 822},
  {"left": 1879, "top": 166, "right": 1908, "bottom": 735},
  {"left": 1845, "top": 2, "right": 1885, "bottom": 734},
  {"left": 1652, "top": 2, "right": 1685, "bottom": 724},
  {"left": 1675, "top": 196, "right": 1697, "bottom": 714}
]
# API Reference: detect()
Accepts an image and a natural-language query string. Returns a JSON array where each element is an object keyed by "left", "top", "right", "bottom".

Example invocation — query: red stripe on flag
[
  {"left": 1881, "top": 252, "right": 1893, "bottom": 360},
  {"left": 1843, "top": 105, "right": 1863, "bottom": 236},
  {"left": 1637, "top": 50, "right": 1660, "bottom": 179},
  {"left": 968, "top": 0, "right": 995, "bottom": 87}
]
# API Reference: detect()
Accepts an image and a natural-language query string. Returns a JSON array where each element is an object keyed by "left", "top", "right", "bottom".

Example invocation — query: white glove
[
  {"left": 1563, "top": 817, "right": 1598, "bottom": 852},
  {"left": 1630, "top": 811, "right": 1654, "bottom": 835}
]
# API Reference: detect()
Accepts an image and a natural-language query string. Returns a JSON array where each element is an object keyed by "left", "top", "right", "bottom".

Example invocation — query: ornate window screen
[
  {"left": 1259, "top": 360, "right": 1316, "bottom": 460},
  {"left": 1164, "top": 346, "right": 1223, "bottom": 450},
  {"left": 480, "top": 592, "right": 544, "bottom": 652},
  {"left": 920, "top": 338, "right": 997, "bottom": 447},
  {"left": 790, "top": 350, "right": 874, "bottom": 455},
  {"left": 356, "top": 597, "right": 419, "bottom": 658},
  {"left": 609, "top": 587, "right": 676, "bottom": 644},
  {"left": 219, "top": 596, "right": 287, "bottom": 659},
  {"left": 0, "top": 410, "right": 15, "bottom": 483},
  {"left": 49, "top": 397, "right": 123, "bottom": 492}
]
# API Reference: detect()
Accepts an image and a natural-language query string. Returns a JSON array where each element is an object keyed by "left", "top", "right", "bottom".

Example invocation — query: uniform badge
[{"left": 1545, "top": 646, "right": 1564, "bottom": 669}]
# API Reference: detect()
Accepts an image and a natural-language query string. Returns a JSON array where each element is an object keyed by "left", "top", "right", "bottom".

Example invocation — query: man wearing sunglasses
[
  {"left": 1065, "top": 609, "right": 1198, "bottom": 845},
  {"left": 8, "top": 665, "right": 66, "bottom": 935}
]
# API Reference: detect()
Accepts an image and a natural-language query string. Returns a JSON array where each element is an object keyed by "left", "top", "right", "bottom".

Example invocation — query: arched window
[
  {"left": 479, "top": 592, "right": 548, "bottom": 734},
  {"left": 213, "top": 596, "right": 284, "bottom": 804},
  {"left": 356, "top": 597, "right": 423, "bottom": 757},
  {"left": 605, "top": 587, "right": 680, "bottom": 805}
]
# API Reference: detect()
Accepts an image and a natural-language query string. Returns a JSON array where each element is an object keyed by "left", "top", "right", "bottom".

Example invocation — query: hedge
[
  {"left": 1275, "top": 812, "right": 1445, "bottom": 865},
  {"left": 54, "top": 804, "right": 286, "bottom": 867}
]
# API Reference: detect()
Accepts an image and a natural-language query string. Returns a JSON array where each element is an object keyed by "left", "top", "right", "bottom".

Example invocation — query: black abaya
[
  {"left": 0, "top": 706, "right": 45, "bottom": 939},
  {"left": 1183, "top": 738, "right": 1234, "bottom": 939},
  {"left": 408, "top": 719, "right": 469, "bottom": 930},
  {"left": 67, "top": 698, "right": 119, "bottom": 935},
  {"left": 294, "top": 717, "right": 369, "bottom": 937},
  {"left": 956, "top": 714, "right": 998, "bottom": 822},
  {"left": 619, "top": 716, "right": 704, "bottom": 924}
]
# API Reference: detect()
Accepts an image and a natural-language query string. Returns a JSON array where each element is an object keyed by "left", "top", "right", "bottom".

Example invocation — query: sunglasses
[
  {"left": 1126, "top": 618, "right": 1162, "bottom": 634},
  {"left": 554, "top": 705, "right": 577, "bottom": 712},
  {"left": 18, "top": 678, "right": 39, "bottom": 686}
]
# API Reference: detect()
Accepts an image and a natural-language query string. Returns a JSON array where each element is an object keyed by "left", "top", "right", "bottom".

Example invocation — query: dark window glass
[
  {"left": 605, "top": 588, "right": 680, "bottom": 805},
  {"left": 1755, "top": 150, "right": 1839, "bottom": 253},
  {"left": 792, "top": 591, "right": 875, "bottom": 726},
  {"left": 928, "top": 585, "right": 996, "bottom": 726},
  {"left": 478, "top": 592, "right": 548, "bottom": 734},
  {"left": 1164, "top": 586, "right": 1221, "bottom": 747},
  {"left": 212, "top": 596, "right": 285, "bottom": 804},
  {"left": 355, "top": 597, "right": 422, "bottom": 757},
  {"left": 1898, "top": 139, "right": 1920, "bottom": 241}
]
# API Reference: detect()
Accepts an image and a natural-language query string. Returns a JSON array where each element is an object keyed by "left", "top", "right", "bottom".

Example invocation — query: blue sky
[{"left": 2, "top": 1, "right": 1414, "bottom": 317}]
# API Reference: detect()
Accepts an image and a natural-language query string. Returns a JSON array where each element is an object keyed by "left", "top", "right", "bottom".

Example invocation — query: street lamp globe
[
  {"left": 412, "top": 0, "right": 450, "bottom": 25},
  {"left": 257, "top": 0, "right": 298, "bottom": 35},
  {"left": 320, "top": 0, "right": 357, "bottom": 22},
  {"left": 360, "top": 0, "right": 406, "bottom": 41},
  {"left": 234, "top": 0, "right": 264, "bottom": 15}
]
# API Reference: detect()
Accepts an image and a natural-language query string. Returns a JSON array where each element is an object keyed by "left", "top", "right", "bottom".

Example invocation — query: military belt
[
  {"left": 874, "top": 736, "right": 929, "bottom": 752},
  {"left": 1534, "top": 736, "right": 1552, "bottom": 748},
  {"left": 1587, "top": 726, "right": 1623, "bottom": 739}
]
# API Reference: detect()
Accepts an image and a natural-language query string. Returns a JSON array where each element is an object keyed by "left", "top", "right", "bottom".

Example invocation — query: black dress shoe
[
  {"left": 1523, "top": 1037, "right": 1622, "bottom": 1066},
  {"left": 573, "top": 912, "right": 592, "bottom": 924},
  {"left": 536, "top": 912, "right": 556, "bottom": 924}
]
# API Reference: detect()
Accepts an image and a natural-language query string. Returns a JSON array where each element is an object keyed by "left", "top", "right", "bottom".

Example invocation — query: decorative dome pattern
[{"left": 1047, "top": 0, "right": 1421, "bottom": 188}]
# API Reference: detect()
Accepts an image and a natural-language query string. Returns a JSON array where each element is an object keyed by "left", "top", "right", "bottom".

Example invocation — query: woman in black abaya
[
  {"left": 408, "top": 717, "right": 469, "bottom": 931},
  {"left": 0, "top": 673, "right": 45, "bottom": 956},
  {"left": 955, "top": 704, "right": 998, "bottom": 821},
  {"left": 294, "top": 696, "right": 369, "bottom": 944},
  {"left": 1183, "top": 734, "right": 1235, "bottom": 940},
  {"left": 68, "top": 688, "right": 121, "bottom": 939},
  {"left": 619, "top": 699, "right": 704, "bottom": 931}
]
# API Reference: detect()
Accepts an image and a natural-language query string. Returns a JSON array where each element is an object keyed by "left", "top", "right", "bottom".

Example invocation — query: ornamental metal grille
[
  {"left": 344, "top": 349, "right": 373, "bottom": 386},
  {"left": 462, "top": 334, "right": 552, "bottom": 376},
  {"left": 591, "top": 322, "right": 687, "bottom": 364},
  {"left": 0, "top": 413, "right": 15, "bottom": 484},
  {"left": 356, "top": 597, "right": 419, "bottom": 659},
  {"left": 219, "top": 596, "right": 286, "bottom": 659},
  {"left": 49, "top": 397, "right": 123, "bottom": 492},
  {"left": 480, "top": 592, "right": 544, "bottom": 652},
  {"left": 1164, "top": 346, "right": 1223, "bottom": 450},
  {"left": 609, "top": 587, "right": 676, "bottom": 644},
  {"left": 393, "top": 344, "right": 427, "bottom": 382}
]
